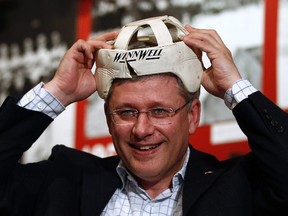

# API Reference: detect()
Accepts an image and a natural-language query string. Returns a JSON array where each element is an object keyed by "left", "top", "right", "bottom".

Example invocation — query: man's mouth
[{"left": 131, "top": 144, "right": 160, "bottom": 151}]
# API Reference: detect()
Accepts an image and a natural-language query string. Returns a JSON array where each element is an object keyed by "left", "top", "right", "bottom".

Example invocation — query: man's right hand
[{"left": 44, "top": 31, "right": 118, "bottom": 107}]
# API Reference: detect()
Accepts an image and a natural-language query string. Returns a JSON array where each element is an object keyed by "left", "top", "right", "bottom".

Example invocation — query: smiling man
[
  {"left": 0, "top": 16, "right": 288, "bottom": 216},
  {"left": 105, "top": 73, "right": 200, "bottom": 200}
]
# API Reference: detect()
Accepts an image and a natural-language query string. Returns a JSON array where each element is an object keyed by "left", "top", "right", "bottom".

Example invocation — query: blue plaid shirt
[{"left": 101, "top": 148, "right": 190, "bottom": 216}]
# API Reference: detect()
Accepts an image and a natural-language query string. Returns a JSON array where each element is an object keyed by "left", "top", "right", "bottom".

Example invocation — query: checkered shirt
[{"left": 101, "top": 148, "right": 190, "bottom": 216}]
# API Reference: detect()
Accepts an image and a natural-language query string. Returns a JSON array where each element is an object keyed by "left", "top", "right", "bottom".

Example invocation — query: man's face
[{"left": 106, "top": 75, "right": 200, "bottom": 187}]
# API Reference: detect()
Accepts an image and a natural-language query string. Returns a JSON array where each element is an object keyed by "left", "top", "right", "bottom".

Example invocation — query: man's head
[
  {"left": 104, "top": 73, "right": 201, "bottom": 192},
  {"left": 95, "top": 15, "right": 203, "bottom": 99},
  {"left": 96, "top": 15, "right": 202, "bottom": 191}
]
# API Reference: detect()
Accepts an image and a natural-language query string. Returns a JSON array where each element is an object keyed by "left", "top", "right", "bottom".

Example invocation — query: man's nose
[{"left": 132, "top": 112, "right": 154, "bottom": 138}]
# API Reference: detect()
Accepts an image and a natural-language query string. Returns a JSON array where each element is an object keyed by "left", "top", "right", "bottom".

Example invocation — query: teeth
[{"left": 136, "top": 145, "right": 159, "bottom": 151}]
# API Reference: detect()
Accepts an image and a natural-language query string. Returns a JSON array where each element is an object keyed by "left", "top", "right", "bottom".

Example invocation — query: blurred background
[{"left": 0, "top": 0, "right": 287, "bottom": 162}]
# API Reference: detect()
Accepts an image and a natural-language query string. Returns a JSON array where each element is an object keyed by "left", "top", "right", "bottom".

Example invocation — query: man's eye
[
  {"left": 118, "top": 109, "right": 137, "bottom": 117},
  {"left": 151, "top": 108, "right": 170, "bottom": 117}
]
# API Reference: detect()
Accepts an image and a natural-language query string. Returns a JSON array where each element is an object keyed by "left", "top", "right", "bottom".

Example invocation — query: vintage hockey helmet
[{"left": 95, "top": 15, "right": 203, "bottom": 99}]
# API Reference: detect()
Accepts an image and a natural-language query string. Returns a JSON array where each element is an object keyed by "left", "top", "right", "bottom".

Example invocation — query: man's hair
[{"left": 105, "top": 73, "right": 200, "bottom": 105}]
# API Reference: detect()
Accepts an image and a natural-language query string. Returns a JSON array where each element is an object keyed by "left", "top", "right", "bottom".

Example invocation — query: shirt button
[
  {"left": 37, "top": 102, "right": 44, "bottom": 110},
  {"left": 27, "top": 92, "right": 35, "bottom": 101},
  {"left": 235, "top": 93, "right": 246, "bottom": 102}
]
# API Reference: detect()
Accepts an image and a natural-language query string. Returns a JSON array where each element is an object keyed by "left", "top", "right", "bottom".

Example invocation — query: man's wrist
[{"left": 224, "top": 79, "right": 257, "bottom": 110}]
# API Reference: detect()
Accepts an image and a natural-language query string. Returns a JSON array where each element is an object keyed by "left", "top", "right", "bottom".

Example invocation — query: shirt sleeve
[
  {"left": 17, "top": 82, "right": 65, "bottom": 119},
  {"left": 224, "top": 79, "right": 258, "bottom": 110}
]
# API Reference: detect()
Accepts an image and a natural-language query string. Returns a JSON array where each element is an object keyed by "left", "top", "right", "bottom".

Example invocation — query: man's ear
[
  {"left": 188, "top": 99, "right": 201, "bottom": 134},
  {"left": 104, "top": 103, "right": 112, "bottom": 135}
]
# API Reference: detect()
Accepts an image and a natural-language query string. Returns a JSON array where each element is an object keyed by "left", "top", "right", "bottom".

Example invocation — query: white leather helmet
[{"left": 95, "top": 15, "right": 203, "bottom": 99}]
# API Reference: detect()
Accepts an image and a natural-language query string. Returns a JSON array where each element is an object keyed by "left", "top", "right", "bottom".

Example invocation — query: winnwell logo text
[{"left": 113, "top": 48, "right": 163, "bottom": 63}]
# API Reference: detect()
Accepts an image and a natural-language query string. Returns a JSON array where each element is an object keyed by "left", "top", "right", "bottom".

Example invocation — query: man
[{"left": 0, "top": 16, "right": 288, "bottom": 216}]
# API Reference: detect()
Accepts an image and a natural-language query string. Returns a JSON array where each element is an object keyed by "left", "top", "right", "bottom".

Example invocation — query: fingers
[
  {"left": 70, "top": 31, "right": 119, "bottom": 69},
  {"left": 182, "top": 25, "right": 235, "bottom": 71},
  {"left": 89, "top": 31, "right": 119, "bottom": 49},
  {"left": 182, "top": 25, "right": 227, "bottom": 55},
  {"left": 184, "top": 25, "right": 225, "bottom": 46},
  {"left": 94, "top": 31, "right": 119, "bottom": 42},
  {"left": 75, "top": 39, "right": 94, "bottom": 59}
]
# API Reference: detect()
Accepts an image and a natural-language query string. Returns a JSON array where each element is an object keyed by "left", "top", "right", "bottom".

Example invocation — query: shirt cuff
[
  {"left": 17, "top": 82, "right": 65, "bottom": 119},
  {"left": 224, "top": 79, "right": 257, "bottom": 110}
]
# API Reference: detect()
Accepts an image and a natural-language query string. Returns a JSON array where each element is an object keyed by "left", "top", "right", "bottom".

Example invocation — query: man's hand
[
  {"left": 182, "top": 25, "right": 241, "bottom": 99},
  {"left": 44, "top": 31, "right": 118, "bottom": 106}
]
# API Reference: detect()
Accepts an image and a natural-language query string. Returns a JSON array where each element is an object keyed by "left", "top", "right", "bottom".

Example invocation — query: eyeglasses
[{"left": 109, "top": 100, "right": 192, "bottom": 125}]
